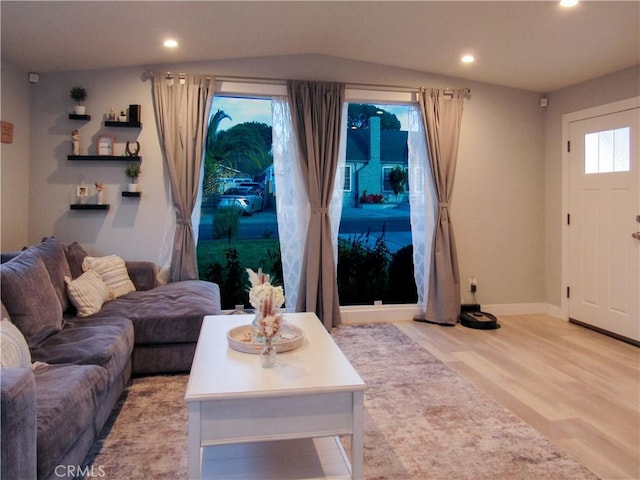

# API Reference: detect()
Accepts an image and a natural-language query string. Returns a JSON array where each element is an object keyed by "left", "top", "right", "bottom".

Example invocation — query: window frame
[{"left": 205, "top": 81, "right": 421, "bottom": 321}]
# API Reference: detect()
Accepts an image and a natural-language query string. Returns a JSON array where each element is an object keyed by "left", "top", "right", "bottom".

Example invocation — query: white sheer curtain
[
  {"left": 271, "top": 97, "right": 347, "bottom": 313},
  {"left": 329, "top": 103, "right": 348, "bottom": 268},
  {"left": 408, "top": 104, "right": 437, "bottom": 309},
  {"left": 272, "top": 96, "right": 308, "bottom": 312}
]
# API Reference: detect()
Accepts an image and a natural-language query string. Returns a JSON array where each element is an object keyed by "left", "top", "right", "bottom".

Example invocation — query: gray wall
[
  {"left": 1, "top": 59, "right": 32, "bottom": 250},
  {"left": 7, "top": 54, "right": 635, "bottom": 308}
]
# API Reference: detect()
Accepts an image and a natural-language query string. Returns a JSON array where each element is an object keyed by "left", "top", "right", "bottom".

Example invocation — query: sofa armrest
[
  {"left": 1, "top": 368, "right": 37, "bottom": 480},
  {"left": 126, "top": 261, "right": 157, "bottom": 291}
]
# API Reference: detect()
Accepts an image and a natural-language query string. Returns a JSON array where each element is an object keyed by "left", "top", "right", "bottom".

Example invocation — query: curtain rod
[{"left": 144, "top": 70, "right": 470, "bottom": 95}]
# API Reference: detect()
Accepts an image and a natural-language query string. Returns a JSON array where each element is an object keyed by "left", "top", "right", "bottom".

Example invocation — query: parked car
[
  {"left": 217, "top": 186, "right": 263, "bottom": 215},
  {"left": 238, "top": 182, "right": 265, "bottom": 197},
  {"left": 217, "top": 197, "right": 254, "bottom": 215}
]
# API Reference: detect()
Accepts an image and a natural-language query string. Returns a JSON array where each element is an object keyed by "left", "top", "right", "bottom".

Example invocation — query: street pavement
[{"left": 198, "top": 205, "right": 413, "bottom": 252}]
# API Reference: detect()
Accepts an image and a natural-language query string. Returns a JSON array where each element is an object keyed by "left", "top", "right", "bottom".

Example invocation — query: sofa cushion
[
  {"left": 31, "top": 317, "right": 134, "bottom": 386},
  {"left": 0, "top": 251, "right": 22, "bottom": 264},
  {"left": 65, "top": 270, "right": 111, "bottom": 317},
  {"left": 0, "top": 249, "right": 63, "bottom": 348},
  {"left": 1, "top": 368, "right": 37, "bottom": 480},
  {"left": 63, "top": 241, "right": 88, "bottom": 279},
  {"left": 31, "top": 236, "right": 73, "bottom": 312},
  {"left": 82, "top": 255, "right": 136, "bottom": 299},
  {"left": 34, "top": 364, "right": 108, "bottom": 480},
  {"left": 0, "top": 318, "right": 32, "bottom": 368},
  {"left": 93, "top": 280, "right": 220, "bottom": 345}
]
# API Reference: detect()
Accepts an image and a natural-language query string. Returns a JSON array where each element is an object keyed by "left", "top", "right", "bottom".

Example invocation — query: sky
[{"left": 211, "top": 97, "right": 409, "bottom": 131}]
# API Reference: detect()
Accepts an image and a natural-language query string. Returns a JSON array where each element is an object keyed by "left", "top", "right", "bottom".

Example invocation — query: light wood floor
[{"left": 393, "top": 314, "right": 639, "bottom": 480}]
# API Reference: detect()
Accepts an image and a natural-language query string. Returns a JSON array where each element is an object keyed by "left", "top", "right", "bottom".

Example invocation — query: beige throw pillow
[
  {"left": 65, "top": 271, "right": 110, "bottom": 317},
  {"left": 82, "top": 255, "right": 136, "bottom": 299},
  {"left": 0, "top": 318, "right": 32, "bottom": 368}
]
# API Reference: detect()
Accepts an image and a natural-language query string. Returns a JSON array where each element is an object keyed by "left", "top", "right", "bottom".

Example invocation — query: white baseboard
[
  {"left": 483, "top": 303, "right": 564, "bottom": 319},
  {"left": 340, "top": 304, "right": 422, "bottom": 325},
  {"left": 340, "top": 302, "right": 565, "bottom": 325}
]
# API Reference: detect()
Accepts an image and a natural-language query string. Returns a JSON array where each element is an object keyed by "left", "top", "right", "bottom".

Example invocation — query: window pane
[
  {"left": 343, "top": 165, "right": 352, "bottom": 191},
  {"left": 197, "top": 96, "right": 281, "bottom": 310},
  {"left": 614, "top": 127, "right": 630, "bottom": 172},
  {"left": 598, "top": 129, "right": 614, "bottom": 172},
  {"left": 583, "top": 127, "right": 630, "bottom": 174},
  {"left": 340, "top": 103, "right": 416, "bottom": 305},
  {"left": 584, "top": 132, "right": 598, "bottom": 174}
]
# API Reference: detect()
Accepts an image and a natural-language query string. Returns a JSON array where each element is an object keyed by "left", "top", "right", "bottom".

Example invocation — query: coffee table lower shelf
[{"left": 200, "top": 436, "right": 352, "bottom": 479}]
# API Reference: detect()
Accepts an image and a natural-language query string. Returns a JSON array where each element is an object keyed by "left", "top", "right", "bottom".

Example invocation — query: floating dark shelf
[
  {"left": 104, "top": 121, "right": 142, "bottom": 128},
  {"left": 69, "top": 114, "right": 91, "bottom": 121},
  {"left": 68, "top": 155, "right": 141, "bottom": 161},
  {"left": 70, "top": 204, "right": 110, "bottom": 210},
  {"left": 122, "top": 192, "right": 141, "bottom": 198}
]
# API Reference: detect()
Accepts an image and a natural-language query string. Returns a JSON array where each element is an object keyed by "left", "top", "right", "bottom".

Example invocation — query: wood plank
[{"left": 395, "top": 314, "right": 640, "bottom": 480}]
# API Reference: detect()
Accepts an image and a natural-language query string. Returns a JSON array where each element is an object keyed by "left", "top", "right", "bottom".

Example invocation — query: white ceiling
[{"left": 2, "top": 1, "right": 638, "bottom": 93}]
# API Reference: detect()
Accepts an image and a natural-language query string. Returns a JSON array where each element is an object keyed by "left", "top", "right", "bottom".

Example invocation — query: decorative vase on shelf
[
  {"left": 74, "top": 105, "right": 86, "bottom": 115},
  {"left": 127, "top": 183, "right": 139, "bottom": 193},
  {"left": 260, "top": 337, "right": 277, "bottom": 368}
]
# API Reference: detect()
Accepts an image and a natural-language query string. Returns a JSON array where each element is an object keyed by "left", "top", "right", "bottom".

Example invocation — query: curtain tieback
[
  {"left": 439, "top": 202, "right": 449, "bottom": 208},
  {"left": 176, "top": 219, "right": 192, "bottom": 226},
  {"left": 311, "top": 207, "right": 328, "bottom": 214}
]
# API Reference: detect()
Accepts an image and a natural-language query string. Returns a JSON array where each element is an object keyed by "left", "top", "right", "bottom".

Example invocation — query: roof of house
[{"left": 346, "top": 130, "right": 408, "bottom": 164}]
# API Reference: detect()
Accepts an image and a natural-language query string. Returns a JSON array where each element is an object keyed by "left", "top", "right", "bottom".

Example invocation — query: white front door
[{"left": 568, "top": 103, "right": 639, "bottom": 342}]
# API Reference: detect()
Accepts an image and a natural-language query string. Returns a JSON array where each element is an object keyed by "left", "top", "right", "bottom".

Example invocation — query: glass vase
[{"left": 260, "top": 337, "right": 277, "bottom": 368}]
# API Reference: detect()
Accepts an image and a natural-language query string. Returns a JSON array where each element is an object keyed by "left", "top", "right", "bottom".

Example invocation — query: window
[
  {"left": 584, "top": 127, "right": 630, "bottom": 174},
  {"left": 197, "top": 96, "right": 280, "bottom": 310},
  {"left": 339, "top": 103, "right": 417, "bottom": 306},
  {"left": 382, "top": 166, "right": 393, "bottom": 192},
  {"left": 343, "top": 164, "right": 353, "bottom": 192},
  {"left": 382, "top": 166, "right": 409, "bottom": 193},
  {"left": 197, "top": 84, "right": 422, "bottom": 311}
]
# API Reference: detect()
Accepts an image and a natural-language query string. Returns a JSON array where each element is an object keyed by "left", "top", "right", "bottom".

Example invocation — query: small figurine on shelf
[
  {"left": 71, "top": 130, "right": 80, "bottom": 155},
  {"left": 108, "top": 109, "right": 116, "bottom": 121},
  {"left": 95, "top": 183, "right": 105, "bottom": 205}
]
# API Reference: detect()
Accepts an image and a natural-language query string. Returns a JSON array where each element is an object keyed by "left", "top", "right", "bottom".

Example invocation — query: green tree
[
  {"left": 213, "top": 122, "right": 272, "bottom": 177},
  {"left": 389, "top": 166, "right": 408, "bottom": 203},
  {"left": 347, "top": 104, "right": 401, "bottom": 131},
  {"left": 203, "top": 109, "right": 232, "bottom": 195}
]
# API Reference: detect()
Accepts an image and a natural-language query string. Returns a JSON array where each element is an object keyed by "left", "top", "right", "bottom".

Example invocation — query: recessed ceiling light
[
  {"left": 461, "top": 54, "right": 475, "bottom": 64},
  {"left": 560, "top": 0, "right": 578, "bottom": 7},
  {"left": 163, "top": 39, "right": 178, "bottom": 48}
]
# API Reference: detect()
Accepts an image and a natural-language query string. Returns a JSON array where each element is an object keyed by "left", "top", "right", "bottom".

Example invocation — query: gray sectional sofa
[{"left": 0, "top": 237, "right": 221, "bottom": 480}]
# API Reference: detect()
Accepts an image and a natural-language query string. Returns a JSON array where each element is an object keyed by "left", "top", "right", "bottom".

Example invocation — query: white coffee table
[{"left": 185, "top": 312, "right": 366, "bottom": 479}]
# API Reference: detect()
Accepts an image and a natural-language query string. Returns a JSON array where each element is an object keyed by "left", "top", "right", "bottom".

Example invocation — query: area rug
[{"left": 82, "top": 323, "right": 599, "bottom": 479}]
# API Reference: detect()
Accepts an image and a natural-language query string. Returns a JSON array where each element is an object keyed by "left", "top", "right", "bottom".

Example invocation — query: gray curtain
[
  {"left": 417, "top": 88, "right": 465, "bottom": 325},
  {"left": 152, "top": 73, "right": 215, "bottom": 281},
  {"left": 287, "top": 80, "right": 345, "bottom": 329}
]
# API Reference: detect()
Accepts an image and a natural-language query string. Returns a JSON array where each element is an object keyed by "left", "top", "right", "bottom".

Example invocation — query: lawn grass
[{"left": 196, "top": 238, "right": 281, "bottom": 276}]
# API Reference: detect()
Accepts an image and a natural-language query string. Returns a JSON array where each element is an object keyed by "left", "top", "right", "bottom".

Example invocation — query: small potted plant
[
  {"left": 125, "top": 163, "right": 141, "bottom": 192},
  {"left": 119, "top": 110, "right": 127, "bottom": 122},
  {"left": 69, "top": 86, "right": 87, "bottom": 115}
]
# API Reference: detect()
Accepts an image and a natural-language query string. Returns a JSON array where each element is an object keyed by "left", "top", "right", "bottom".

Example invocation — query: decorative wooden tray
[{"left": 227, "top": 323, "right": 304, "bottom": 354}]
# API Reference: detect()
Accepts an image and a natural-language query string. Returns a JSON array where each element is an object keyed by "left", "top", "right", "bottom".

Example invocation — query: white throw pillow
[
  {"left": 82, "top": 255, "right": 135, "bottom": 299},
  {"left": 0, "top": 317, "right": 32, "bottom": 368},
  {"left": 65, "top": 271, "right": 110, "bottom": 317}
]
